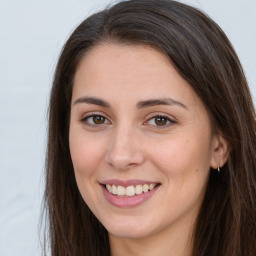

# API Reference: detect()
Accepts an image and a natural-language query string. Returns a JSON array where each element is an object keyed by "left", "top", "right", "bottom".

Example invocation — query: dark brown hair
[{"left": 44, "top": 0, "right": 256, "bottom": 255}]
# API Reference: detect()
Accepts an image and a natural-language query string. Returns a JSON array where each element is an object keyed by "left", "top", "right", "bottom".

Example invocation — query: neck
[{"left": 109, "top": 218, "right": 194, "bottom": 256}]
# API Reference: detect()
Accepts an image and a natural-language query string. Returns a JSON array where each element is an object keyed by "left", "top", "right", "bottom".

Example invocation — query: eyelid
[
  {"left": 80, "top": 112, "right": 111, "bottom": 125},
  {"left": 144, "top": 112, "right": 177, "bottom": 128},
  {"left": 80, "top": 111, "right": 110, "bottom": 120}
]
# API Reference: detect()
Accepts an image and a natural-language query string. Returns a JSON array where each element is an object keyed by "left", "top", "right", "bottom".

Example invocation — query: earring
[{"left": 217, "top": 166, "right": 221, "bottom": 172}]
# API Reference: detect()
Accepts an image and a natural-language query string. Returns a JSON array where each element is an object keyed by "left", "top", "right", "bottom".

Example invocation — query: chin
[
  {"left": 108, "top": 227, "right": 152, "bottom": 239},
  {"left": 103, "top": 216, "right": 158, "bottom": 239}
]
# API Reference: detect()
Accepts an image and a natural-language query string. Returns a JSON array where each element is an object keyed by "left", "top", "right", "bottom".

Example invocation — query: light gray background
[{"left": 0, "top": 1, "right": 255, "bottom": 255}]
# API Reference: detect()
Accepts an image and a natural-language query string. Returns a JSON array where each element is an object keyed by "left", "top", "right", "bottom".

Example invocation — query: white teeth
[
  {"left": 117, "top": 186, "right": 126, "bottom": 196},
  {"left": 143, "top": 184, "right": 149, "bottom": 192},
  {"left": 112, "top": 185, "right": 117, "bottom": 195},
  {"left": 105, "top": 183, "right": 158, "bottom": 196},
  {"left": 106, "top": 184, "right": 112, "bottom": 193},
  {"left": 126, "top": 186, "right": 135, "bottom": 196},
  {"left": 149, "top": 184, "right": 156, "bottom": 190},
  {"left": 135, "top": 184, "right": 143, "bottom": 195}
]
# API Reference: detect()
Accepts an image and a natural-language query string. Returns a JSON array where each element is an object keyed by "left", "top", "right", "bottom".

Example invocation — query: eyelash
[
  {"left": 80, "top": 113, "right": 176, "bottom": 129},
  {"left": 145, "top": 114, "right": 176, "bottom": 129},
  {"left": 81, "top": 113, "right": 111, "bottom": 127}
]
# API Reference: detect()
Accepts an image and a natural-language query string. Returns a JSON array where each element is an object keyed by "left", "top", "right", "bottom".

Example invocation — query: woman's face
[{"left": 69, "top": 44, "right": 221, "bottom": 240}]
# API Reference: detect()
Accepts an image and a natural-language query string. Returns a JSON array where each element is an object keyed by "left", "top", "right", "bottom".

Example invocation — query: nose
[{"left": 105, "top": 125, "right": 145, "bottom": 171}]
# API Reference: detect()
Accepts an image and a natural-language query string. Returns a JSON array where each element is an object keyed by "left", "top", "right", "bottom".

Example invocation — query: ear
[{"left": 210, "top": 134, "right": 230, "bottom": 169}]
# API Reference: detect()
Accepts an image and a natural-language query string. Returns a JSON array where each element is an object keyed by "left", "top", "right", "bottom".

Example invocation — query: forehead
[
  {"left": 72, "top": 43, "right": 202, "bottom": 110},
  {"left": 75, "top": 43, "right": 173, "bottom": 85}
]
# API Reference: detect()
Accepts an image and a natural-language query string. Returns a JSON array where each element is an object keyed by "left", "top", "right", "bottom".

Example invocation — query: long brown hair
[{"left": 44, "top": 0, "right": 256, "bottom": 255}]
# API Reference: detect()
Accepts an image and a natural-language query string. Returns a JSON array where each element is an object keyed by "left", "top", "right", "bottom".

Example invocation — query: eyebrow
[
  {"left": 73, "top": 96, "right": 187, "bottom": 109},
  {"left": 73, "top": 96, "right": 111, "bottom": 107},
  {"left": 136, "top": 98, "right": 187, "bottom": 109}
]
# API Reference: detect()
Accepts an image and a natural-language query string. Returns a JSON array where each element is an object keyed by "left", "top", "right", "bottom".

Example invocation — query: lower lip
[{"left": 101, "top": 185, "right": 160, "bottom": 208}]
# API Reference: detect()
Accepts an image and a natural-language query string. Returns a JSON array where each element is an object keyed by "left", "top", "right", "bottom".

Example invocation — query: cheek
[
  {"left": 69, "top": 130, "right": 106, "bottom": 178},
  {"left": 150, "top": 136, "right": 212, "bottom": 214},
  {"left": 148, "top": 134, "right": 212, "bottom": 180},
  {"left": 69, "top": 131, "right": 107, "bottom": 207}
]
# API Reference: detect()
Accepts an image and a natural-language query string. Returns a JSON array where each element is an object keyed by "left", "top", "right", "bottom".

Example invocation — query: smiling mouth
[{"left": 101, "top": 183, "right": 161, "bottom": 197}]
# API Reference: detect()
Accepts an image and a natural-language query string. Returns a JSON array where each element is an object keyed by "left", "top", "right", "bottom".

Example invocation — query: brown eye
[
  {"left": 82, "top": 115, "right": 110, "bottom": 126},
  {"left": 155, "top": 116, "right": 168, "bottom": 126},
  {"left": 146, "top": 115, "right": 175, "bottom": 128},
  {"left": 93, "top": 115, "right": 105, "bottom": 124}
]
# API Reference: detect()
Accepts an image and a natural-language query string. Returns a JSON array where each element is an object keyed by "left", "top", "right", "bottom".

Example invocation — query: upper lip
[{"left": 100, "top": 179, "right": 161, "bottom": 186}]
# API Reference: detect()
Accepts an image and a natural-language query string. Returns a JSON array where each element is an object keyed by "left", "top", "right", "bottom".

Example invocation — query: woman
[{"left": 44, "top": 0, "right": 256, "bottom": 255}]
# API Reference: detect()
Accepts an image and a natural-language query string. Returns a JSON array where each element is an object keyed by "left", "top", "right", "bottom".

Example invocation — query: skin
[{"left": 69, "top": 43, "right": 229, "bottom": 256}]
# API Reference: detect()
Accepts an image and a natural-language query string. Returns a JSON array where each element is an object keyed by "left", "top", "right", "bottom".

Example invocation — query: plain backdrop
[{"left": 0, "top": 0, "right": 255, "bottom": 255}]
